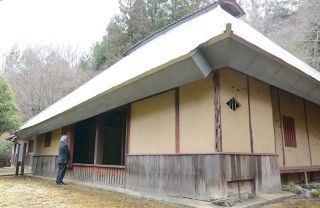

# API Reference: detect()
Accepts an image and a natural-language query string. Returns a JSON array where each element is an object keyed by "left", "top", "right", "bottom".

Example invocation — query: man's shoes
[
  {"left": 56, "top": 183, "right": 63, "bottom": 185},
  {"left": 61, "top": 182, "right": 67, "bottom": 185}
]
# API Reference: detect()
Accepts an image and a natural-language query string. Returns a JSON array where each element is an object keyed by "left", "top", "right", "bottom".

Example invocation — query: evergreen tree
[
  {"left": 0, "top": 139, "right": 12, "bottom": 160},
  {"left": 86, "top": 0, "right": 213, "bottom": 71},
  {"left": 0, "top": 75, "right": 21, "bottom": 134}
]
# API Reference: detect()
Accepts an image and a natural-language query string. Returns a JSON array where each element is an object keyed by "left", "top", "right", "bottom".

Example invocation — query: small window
[
  {"left": 282, "top": 116, "right": 297, "bottom": 148},
  {"left": 44, "top": 132, "right": 52, "bottom": 147},
  {"left": 28, "top": 140, "right": 34, "bottom": 153},
  {"left": 226, "top": 97, "right": 240, "bottom": 111}
]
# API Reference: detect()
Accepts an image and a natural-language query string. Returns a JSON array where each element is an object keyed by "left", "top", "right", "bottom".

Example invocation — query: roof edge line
[{"left": 228, "top": 33, "right": 320, "bottom": 84}]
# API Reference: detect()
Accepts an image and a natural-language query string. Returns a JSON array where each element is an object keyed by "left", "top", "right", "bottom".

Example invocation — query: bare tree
[
  {"left": 241, "top": 0, "right": 320, "bottom": 71},
  {"left": 1, "top": 46, "right": 97, "bottom": 121}
]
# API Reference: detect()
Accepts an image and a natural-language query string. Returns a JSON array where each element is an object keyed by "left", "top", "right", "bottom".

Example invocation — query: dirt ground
[
  {"left": 0, "top": 176, "right": 175, "bottom": 208},
  {"left": 0, "top": 166, "right": 31, "bottom": 176},
  {"left": 261, "top": 197, "right": 320, "bottom": 208}
]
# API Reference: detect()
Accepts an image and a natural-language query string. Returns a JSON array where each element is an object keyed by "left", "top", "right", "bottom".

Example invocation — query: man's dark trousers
[{"left": 56, "top": 163, "right": 67, "bottom": 184}]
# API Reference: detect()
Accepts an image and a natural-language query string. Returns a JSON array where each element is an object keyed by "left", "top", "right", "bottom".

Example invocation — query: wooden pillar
[
  {"left": 270, "top": 86, "right": 278, "bottom": 154},
  {"left": 247, "top": 76, "right": 254, "bottom": 153},
  {"left": 303, "top": 100, "right": 313, "bottom": 166},
  {"left": 12, "top": 143, "right": 17, "bottom": 166},
  {"left": 304, "top": 172, "right": 309, "bottom": 187},
  {"left": 15, "top": 144, "right": 20, "bottom": 176},
  {"left": 126, "top": 104, "right": 131, "bottom": 155},
  {"left": 20, "top": 143, "right": 27, "bottom": 177},
  {"left": 94, "top": 116, "right": 102, "bottom": 164},
  {"left": 277, "top": 88, "right": 286, "bottom": 166},
  {"left": 121, "top": 108, "right": 127, "bottom": 165},
  {"left": 213, "top": 71, "right": 222, "bottom": 152},
  {"left": 175, "top": 88, "right": 180, "bottom": 154}
]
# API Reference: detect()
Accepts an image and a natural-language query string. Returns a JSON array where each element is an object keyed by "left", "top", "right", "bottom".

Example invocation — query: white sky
[{"left": 0, "top": 0, "right": 119, "bottom": 61}]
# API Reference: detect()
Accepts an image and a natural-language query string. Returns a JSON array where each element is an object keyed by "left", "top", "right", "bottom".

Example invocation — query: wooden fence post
[
  {"left": 21, "top": 143, "right": 27, "bottom": 177},
  {"left": 15, "top": 144, "right": 20, "bottom": 176}
]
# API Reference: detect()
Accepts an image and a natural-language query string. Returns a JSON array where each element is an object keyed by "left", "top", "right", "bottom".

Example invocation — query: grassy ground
[{"left": 0, "top": 176, "right": 175, "bottom": 208}]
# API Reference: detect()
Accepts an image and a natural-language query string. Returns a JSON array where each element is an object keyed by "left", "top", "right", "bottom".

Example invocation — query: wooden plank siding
[
  {"left": 223, "top": 154, "right": 280, "bottom": 193},
  {"left": 71, "top": 164, "right": 125, "bottom": 187},
  {"left": 32, "top": 154, "right": 280, "bottom": 200},
  {"left": 32, "top": 156, "right": 57, "bottom": 177},
  {"left": 32, "top": 156, "right": 125, "bottom": 187},
  {"left": 125, "top": 154, "right": 281, "bottom": 200}
]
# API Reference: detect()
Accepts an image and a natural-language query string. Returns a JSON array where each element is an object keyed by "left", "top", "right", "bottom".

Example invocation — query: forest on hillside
[{"left": 0, "top": 0, "right": 319, "bottom": 125}]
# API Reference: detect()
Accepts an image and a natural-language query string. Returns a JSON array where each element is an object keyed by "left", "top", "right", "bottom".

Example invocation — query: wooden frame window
[
  {"left": 28, "top": 140, "right": 34, "bottom": 153},
  {"left": 282, "top": 116, "right": 297, "bottom": 148},
  {"left": 44, "top": 132, "right": 52, "bottom": 147}
]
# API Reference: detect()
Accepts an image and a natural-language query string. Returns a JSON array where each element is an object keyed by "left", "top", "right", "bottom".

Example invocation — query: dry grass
[
  {"left": 1, "top": 173, "right": 320, "bottom": 208},
  {"left": 0, "top": 176, "right": 175, "bottom": 208}
]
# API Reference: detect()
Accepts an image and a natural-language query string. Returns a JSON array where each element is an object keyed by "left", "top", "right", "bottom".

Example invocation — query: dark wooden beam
[
  {"left": 125, "top": 104, "right": 131, "bottom": 155},
  {"left": 127, "top": 152, "right": 279, "bottom": 156},
  {"left": 20, "top": 143, "right": 27, "bottom": 177},
  {"left": 277, "top": 89, "right": 286, "bottom": 167},
  {"left": 213, "top": 72, "right": 222, "bottom": 152},
  {"left": 175, "top": 88, "right": 180, "bottom": 154},
  {"left": 94, "top": 116, "right": 102, "bottom": 165},
  {"left": 270, "top": 86, "right": 278, "bottom": 154},
  {"left": 121, "top": 110, "right": 126, "bottom": 165},
  {"left": 280, "top": 166, "right": 320, "bottom": 174},
  {"left": 15, "top": 144, "right": 20, "bottom": 176},
  {"left": 247, "top": 77, "right": 254, "bottom": 153},
  {"left": 303, "top": 100, "right": 313, "bottom": 166}
]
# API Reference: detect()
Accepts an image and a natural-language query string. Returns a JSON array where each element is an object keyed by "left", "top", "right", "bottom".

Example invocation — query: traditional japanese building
[{"left": 15, "top": 0, "right": 320, "bottom": 201}]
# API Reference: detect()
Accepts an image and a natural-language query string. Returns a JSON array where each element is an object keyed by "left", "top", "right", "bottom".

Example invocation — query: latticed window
[
  {"left": 282, "top": 116, "right": 297, "bottom": 148},
  {"left": 226, "top": 97, "right": 240, "bottom": 111}
]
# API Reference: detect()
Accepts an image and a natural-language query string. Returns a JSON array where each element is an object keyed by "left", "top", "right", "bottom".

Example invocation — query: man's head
[{"left": 60, "top": 135, "right": 68, "bottom": 144}]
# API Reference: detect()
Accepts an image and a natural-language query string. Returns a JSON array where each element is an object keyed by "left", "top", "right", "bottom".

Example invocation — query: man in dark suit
[{"left": 56, "top": 135, "right": 70, "bottom": 185}]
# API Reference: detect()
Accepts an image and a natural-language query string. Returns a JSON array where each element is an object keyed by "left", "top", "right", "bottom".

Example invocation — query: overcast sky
[{"left": 0, "top": 0, "right": 119, "bottom": 62}]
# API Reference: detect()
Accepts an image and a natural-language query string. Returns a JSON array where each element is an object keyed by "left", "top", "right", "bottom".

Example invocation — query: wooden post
[
  {"left": 125, "top": 104, "right": 131, "bottom": 155},
  {"left": 15, "top": 144, "right": 20, "bottom": 176},
  {"left": 277, "top": 88, "right": 286, "bottom": 166},
  {"left": 175, "top": 88, "right": 180, "bottom": 154},
  {"left": 304, "top": 172, "right": 309, "bottom": 187},
  {"left": 213, "top": 71, "right": 222, "bottom": 152},
  {"left": 270, "top": 86, "right": 278, "bottom": 154},
  {"left": 20, "top": 143, "right": 27, "bottom": 177},
  {"left": 121, "top": 109, "right": 127, "bottom": 165},
  {"left": 12, "top": 143, "right": 17, "bottom": 166},
  {"left": 94, "top": 116, "right": 102, "bottom": 164},
  {"left": 247, "top": 76, "right": 254, "bottom": 153},
  {"left": 303, "top": 100, "right": 313, "bottom": 166}
]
